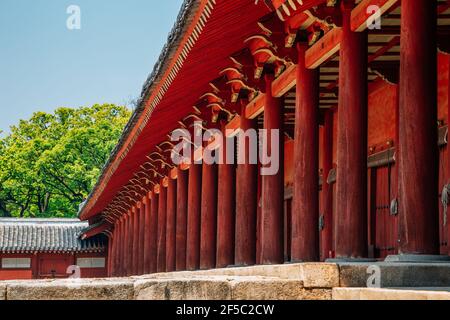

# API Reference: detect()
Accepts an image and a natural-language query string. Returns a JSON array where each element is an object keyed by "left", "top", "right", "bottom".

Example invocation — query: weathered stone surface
[
  {"left": 0, "top": 284, "right": 6, "bottom": 300},
  {"left": 6, "top": 279, "right": 134, "bottom": 301},
  {"left": 300, "top": 263, "right": 339, "bottom": 288},
  {"left": 135, "top": 276, "right": 233, "bottom": 300},
  {"left": 135, "top": 275, "right": 331, "bottom": 301},
  {"left": 333, "top": 288, "right": 450, "bottom": 300},
  {"left": 136, "top": 263, "right": 339, "bottom": 289},
  {"left": 338, "top": 262, "right": 450, "bottom": 288},
  {"left": 230, "top": 278, "right": 331, "bottom": 300}
]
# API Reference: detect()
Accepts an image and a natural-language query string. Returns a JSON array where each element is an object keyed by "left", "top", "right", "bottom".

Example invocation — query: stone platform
[{"left": 0, "top": 262, "right": 449, "bottom": 300}]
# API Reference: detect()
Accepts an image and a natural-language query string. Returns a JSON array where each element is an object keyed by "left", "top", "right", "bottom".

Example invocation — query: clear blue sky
[{"left": 0, "top": 0, "right": 184, "bottom": 134}]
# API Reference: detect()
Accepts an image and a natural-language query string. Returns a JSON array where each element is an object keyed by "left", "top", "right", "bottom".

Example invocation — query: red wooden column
[
  {"left": 113, "top": 224, "right": 120, "bottom": 276},
  {"left": 448, "top": 55, "right": 450, "bottom": 257},
  {"left": 149, "top": 190, "right": 159, "bottom": 273},
  {"left": 132, "top": 206, "right": 140, "bottom": 275},
  {"left": 143, "top": 193, "right": 152, "bottom": 274},
  {"left": 216, "top": 121, "right": 236, "bottom": 268},
  {"left": 138, "top": 199, "right": 145, "bottom": 275},
  {"left": 157, "top": 183, "right": 167, "bottom": 272},
  {"left": 200, "top": 159, "right": 218, "bottom": 270},
  {"left": 108, "top": 234, "right": 114, "bottom": 277},
  {"left": 235, "top": 100, "right": 258, "bottom": 266},
  {"left": 108, "top": 229, "right": 113, "bottom": 276},
  {"left": 292, "top": 42, "right": 320, "bottom": 262},
  {"left": 335, "top": 2, "right": 368, "bottom": 258},
  {"left": 176, "top": 167, "right": 189, "bottom": 270},
  {"left": 260, "top": 73, "right": 284, "bottom": 264},
  {"left": 320, "top": 109, "right": 334, "bottom": 261},
  {"left": 186, "top": 162, "right": 202, "bottom": 270},
  {"left": 398, "top": 0, "right": 439, "bottom": 254},
  {"left": 126, "top": 211, "right": 133, "bottom": 276},
  {"left": 127, "top": 207, "right": 134, "bottom": 276},
  {"left": 122, "top": 215, "right": 127, "bottom": 276},
  {"left": 115, "top": 220, "right": 122, "bottom": 276},
  {"left": 120, "top": 221, "right": 124, "bottom": 274},
  {"left": 111, "top": 228, "right": 117, "bottom": 276},
  {"left": 166, "top": 176, "right": 177, "bottom": 272}
]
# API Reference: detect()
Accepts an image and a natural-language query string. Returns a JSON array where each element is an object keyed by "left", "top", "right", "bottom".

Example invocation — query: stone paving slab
[
  {"left": 0, "top": 284, "right": 6, "bottom": 300},
  {"left": 5, "top": 279, "right": 135, "bottom": 300}
]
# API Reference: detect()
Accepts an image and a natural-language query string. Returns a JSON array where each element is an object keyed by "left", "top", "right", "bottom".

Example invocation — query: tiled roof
[{"left": 0, "top": 219, "right": 106, "bottom": 253}]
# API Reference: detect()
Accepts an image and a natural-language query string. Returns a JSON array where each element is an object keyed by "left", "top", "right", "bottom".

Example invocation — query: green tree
[{"left": 0, "top": 104, "right": 131, "bottom": 217}]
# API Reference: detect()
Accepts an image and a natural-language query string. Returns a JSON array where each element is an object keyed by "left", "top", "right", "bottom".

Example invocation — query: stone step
[
  {"left": 134, "top": 263, "right": 340, "bottom": 288},
  {"left": 337, "top": 262, "right": 450, "bottom": 288},
  {"left": 333, "top": 287, "right": 450, "bottom": 300},
  {"left": 134, "top": 276, "right": 331, "bottom": 300},
  {"left": 0, "top": 275, "right": 331, "bottom": 300}
]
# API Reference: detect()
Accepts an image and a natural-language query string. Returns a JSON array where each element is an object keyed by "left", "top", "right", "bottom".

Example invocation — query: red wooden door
[
  {"left": 39, "top": 256, "right": 71, "bottom": 279},
  {"left": 370, "top": 165, "right": 399, "bottom": 259}
]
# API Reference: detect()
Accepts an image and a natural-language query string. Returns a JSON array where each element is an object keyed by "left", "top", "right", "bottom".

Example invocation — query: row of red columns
[
  {"left": 108, "top": 0, "right": 442, "bottom": 276},
  {"left": 293, "top": 0, "right": 440, "bottom": 260}
]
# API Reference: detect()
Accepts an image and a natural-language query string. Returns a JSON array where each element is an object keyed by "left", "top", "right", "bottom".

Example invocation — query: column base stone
[{"left": 326, "top": 258, "right": 377, "bottom": 263}]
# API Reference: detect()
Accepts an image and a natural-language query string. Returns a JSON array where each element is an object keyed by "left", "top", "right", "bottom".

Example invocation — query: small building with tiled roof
[{"left": 0, "top": 219, "right": 108, "bottom": 280}]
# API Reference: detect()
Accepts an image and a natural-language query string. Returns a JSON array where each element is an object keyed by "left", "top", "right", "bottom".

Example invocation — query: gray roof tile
[{"left": 0, "top": 219, "right": 106, "bottom": 253}]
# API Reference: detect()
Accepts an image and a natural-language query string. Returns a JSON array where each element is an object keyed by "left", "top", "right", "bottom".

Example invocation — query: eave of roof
[
  {"left": 79, "top": 0, "right": 326, "bottom": 222},
  {"left": 78, "top": 0, "right": 199, "bottom": 220}
]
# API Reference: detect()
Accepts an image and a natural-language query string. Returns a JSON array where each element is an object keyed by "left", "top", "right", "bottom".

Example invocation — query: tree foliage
[{"left": 0, "top": 104, "right": 131, "bottom": 217}]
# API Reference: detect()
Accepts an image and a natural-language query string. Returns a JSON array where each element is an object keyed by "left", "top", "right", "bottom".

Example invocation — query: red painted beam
[
  {"left": 368, "top": 36, "right": 400, "bottom": 63},
  {"left": 351, "top": 0, "right": 399, "bottom": 32},
  {"left": 245, "top": 93, "right": 265, "bottom": 120},
  {"left": 244, "top": 64, "right": 297, "bottom": 119},
  {"left": 157, "top": 183, "right": 167, "bottom": 272},
  {"left": 225, "top": 115, "right": 241, "bottom": 137},
  {"left": 260, "top": 74, "right": 284, "bottom": 264},
  {"left": 305, "top": 28, "right": 342, "bottom": 69},
  {"left": 272, "top": 64, "right": 297, "bottom": 98},
  {"left": 176, "top": 168, "right": 188, "bottom": 271},
  {"left": 291, "top": 43, "right": 320, "bottom": 262},
  {"left": 166, "top": 177, "right": 177, "bottom": 272}
]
